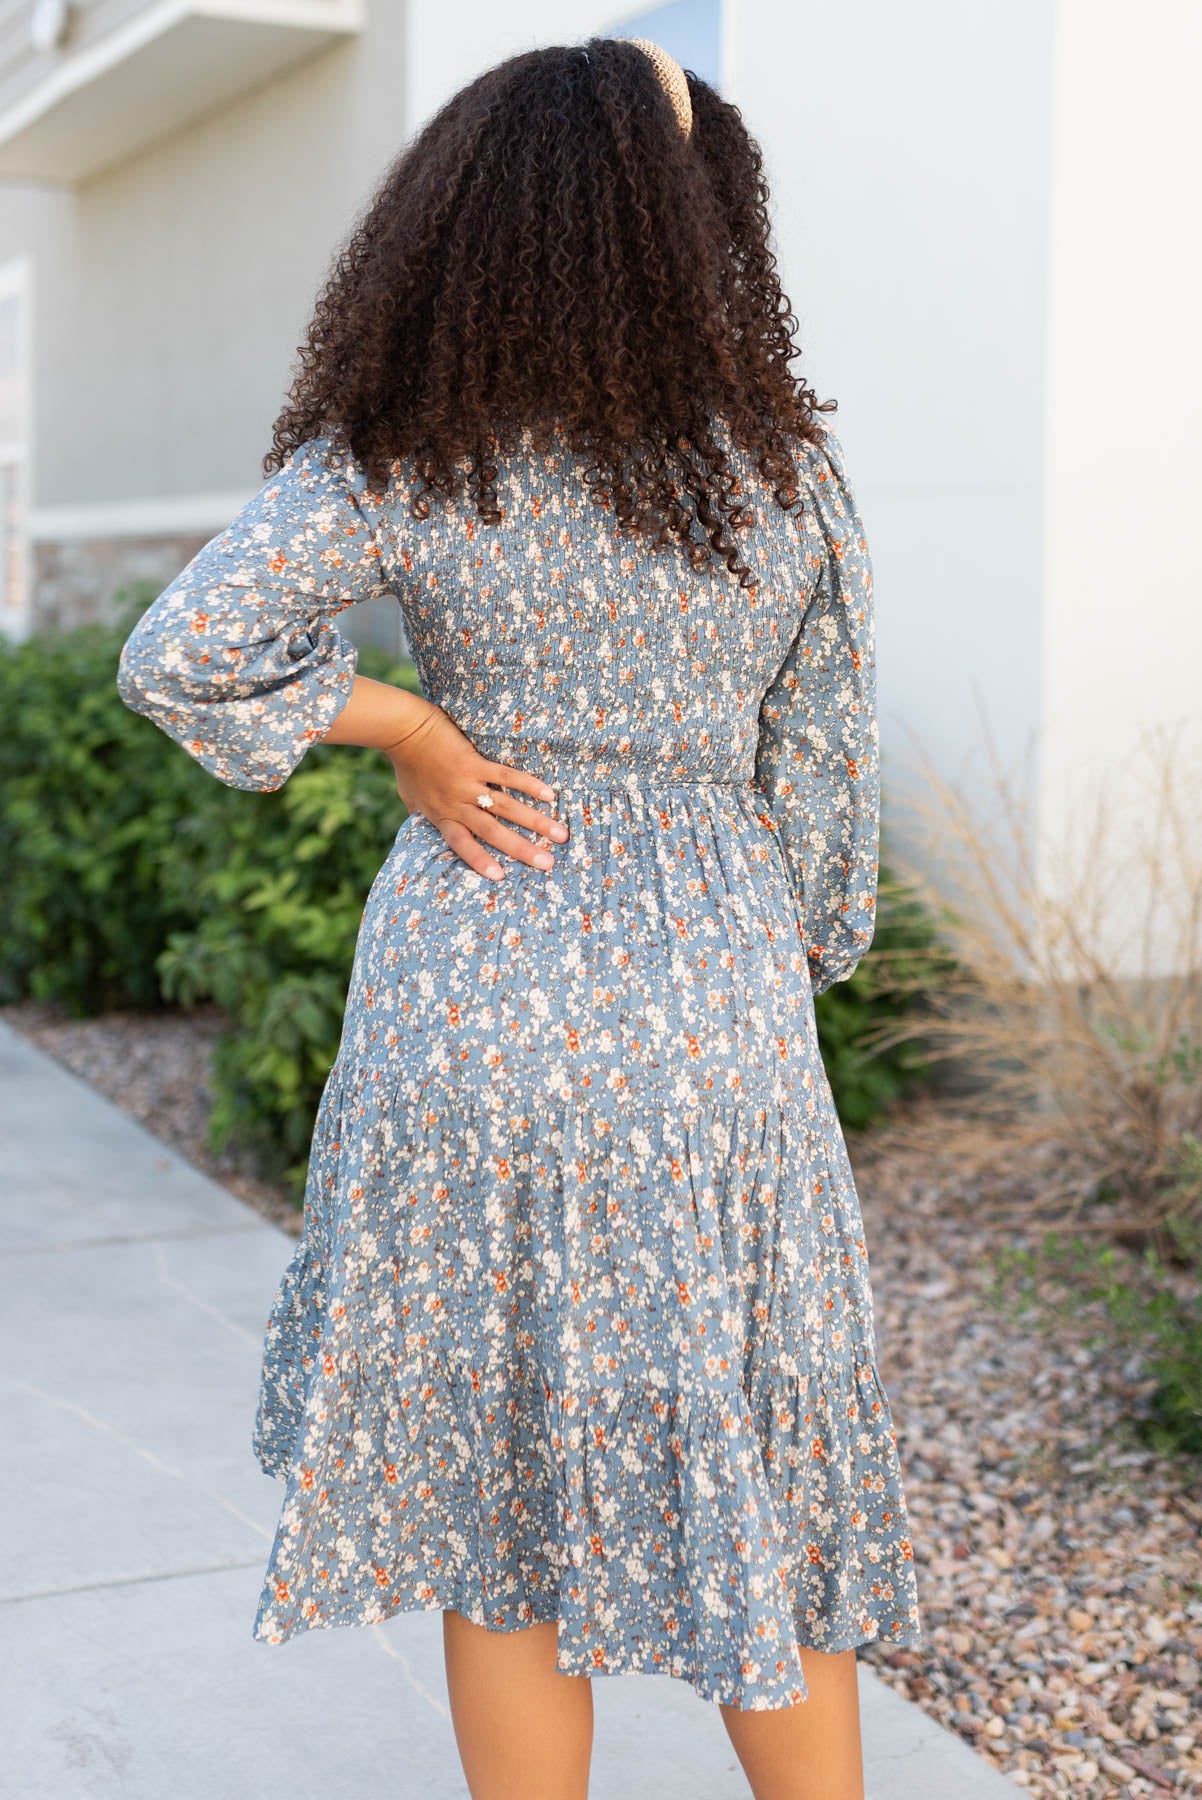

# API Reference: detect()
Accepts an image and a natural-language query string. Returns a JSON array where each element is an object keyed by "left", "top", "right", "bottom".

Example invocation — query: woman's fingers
[
  {"left": 475, "top": 784, "right": 570, "bottom": 845},
  {"left": 474, "top": 760, "right": 570, "bottom": 846},
  {"left": 438, "top": 809, "right": 553, "bottom": 880},
  {"left": 484, "top": 760, "right": 559, "bottom": 807},
  {"left": 436, "top": 764, "right": 570, "bottom": 879},
  {"left": 439, "top": 818, "right": 506, "bottom": 882},
  {"left": 467, "top": 807, "right": 559, "bottom": 872}
]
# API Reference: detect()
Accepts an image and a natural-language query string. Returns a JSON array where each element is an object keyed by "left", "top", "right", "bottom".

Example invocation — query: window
[{"left": 605, "top": 0, "right": 722, "bottom": 88}]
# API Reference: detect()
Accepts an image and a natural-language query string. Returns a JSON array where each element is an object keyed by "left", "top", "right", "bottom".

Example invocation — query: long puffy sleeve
[
  {"left": 116, "top": 438, "right": 390, "bottom": 791},
  {"left": 753, "top": 422, "right": 880, "bottom": 997}
]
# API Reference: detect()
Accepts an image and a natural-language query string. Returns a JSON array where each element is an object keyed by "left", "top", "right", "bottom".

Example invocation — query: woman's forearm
[
  {"left": 319, "top": 672, "right": 561, "bottom": 877},
  {"left": 320, "top": 674, "right": 440, "bottom": 755}
]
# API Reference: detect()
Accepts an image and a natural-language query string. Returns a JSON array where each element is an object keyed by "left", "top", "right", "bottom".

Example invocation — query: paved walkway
[{"left": 0, "top": 1021, "right": 1020, "bottom": 1799}]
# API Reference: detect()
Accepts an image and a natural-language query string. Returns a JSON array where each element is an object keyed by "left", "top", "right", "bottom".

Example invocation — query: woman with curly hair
[{"left": 118, "top": 36, "right": 921, "bottom": 1800}]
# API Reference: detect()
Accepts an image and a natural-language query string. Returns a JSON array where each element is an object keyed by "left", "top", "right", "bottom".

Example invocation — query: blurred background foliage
[
  {"left": 6, "top": 605, "right": 1199, "bottom": 1455},
  {"left": 0, "top": 603, "right": 939, "bottom": 1190}
]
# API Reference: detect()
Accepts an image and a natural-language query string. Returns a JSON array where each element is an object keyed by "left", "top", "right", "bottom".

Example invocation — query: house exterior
[{"left": 0, "top": 0, "right": 1198, "bottom": 945}]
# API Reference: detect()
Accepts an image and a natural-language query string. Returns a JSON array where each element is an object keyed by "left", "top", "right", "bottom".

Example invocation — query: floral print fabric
[{"left": 117, "top": 417, "right": 922, "bottom": 1708}]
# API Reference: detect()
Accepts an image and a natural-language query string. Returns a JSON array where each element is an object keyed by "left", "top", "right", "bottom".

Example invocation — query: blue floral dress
[{"left": 117, "top": 415, "right": 922, "bottom": 1709}]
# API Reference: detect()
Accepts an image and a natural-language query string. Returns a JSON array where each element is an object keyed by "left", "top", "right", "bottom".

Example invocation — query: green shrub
[
  {"left": 990, "top": 1220, "right": 1202, "bottom": 1458},
  {"left": 814, "top": 867, "right": 948, "bottom": 1132},
  {"left": 155, "top": 736, "right": 418, "bottom": 1184},
  {"left": 1, "top": 610, "right": 938, "bottom": 1190},
  {"left": 0, "top": 591, "right": 212, "bottom": 1012}
]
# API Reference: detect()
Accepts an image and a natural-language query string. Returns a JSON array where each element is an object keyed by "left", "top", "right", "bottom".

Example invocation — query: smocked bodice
[
  {"left": 117, "top": 415, "right": 879, "bottom": 997},
  {"left": 370, "top": 423, "right": 810, "bottom": 791}
]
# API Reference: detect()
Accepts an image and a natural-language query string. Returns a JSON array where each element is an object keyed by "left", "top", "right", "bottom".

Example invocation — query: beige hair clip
[{"left": 625, "top": 38, "right": 693, "bottom": 139}]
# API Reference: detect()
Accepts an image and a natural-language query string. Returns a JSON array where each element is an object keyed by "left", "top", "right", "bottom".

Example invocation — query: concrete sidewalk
[{"left": 0, "top": 1020, "right": 1020, "bottom": 1799}]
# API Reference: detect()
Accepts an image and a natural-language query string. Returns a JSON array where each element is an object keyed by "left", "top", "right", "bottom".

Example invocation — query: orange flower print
[{"left": 117, "top": 424, "right": 919, "bottom": 1705}]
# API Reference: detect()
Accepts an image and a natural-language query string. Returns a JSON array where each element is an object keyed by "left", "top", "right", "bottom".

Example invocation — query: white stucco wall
[
  {"left": 10, "top": 15, "right": 408, "bottom": 506},
  {"left": 0, "top": 0, "right": 642, "bottom": 646},
  {"left": 1, "top": 0, "right": 653, "bottom": 512},
  {"left": 729, "top": 0, "right": 1056, "bottom": 827},
  {"left": 1039, "top": 0, "right": 1202, "bottom": 969},
  {"left": 0, "top": 0, "right": 1197, "bottom": 948},
  {"left": 403, "top": 0, "right": 1060, "bottom": 824}
]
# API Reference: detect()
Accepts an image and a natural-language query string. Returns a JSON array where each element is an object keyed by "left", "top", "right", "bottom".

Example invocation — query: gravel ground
[
  {"left": 5, "top": 1001, "right": 1199, "bottom": 1798},
  {"left": 854, "top": 1128, "right": 1201, "bottom": 1798}
]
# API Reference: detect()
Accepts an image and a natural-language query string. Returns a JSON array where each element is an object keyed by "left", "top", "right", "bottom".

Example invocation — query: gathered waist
[{"left": 470, "top": 734, "right": 758, "bottom": 795}]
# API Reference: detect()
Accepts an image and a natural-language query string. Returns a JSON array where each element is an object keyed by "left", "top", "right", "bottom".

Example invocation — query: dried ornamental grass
[{"left": 864, "top": 726, "right": 1202, "bottom": 1246}]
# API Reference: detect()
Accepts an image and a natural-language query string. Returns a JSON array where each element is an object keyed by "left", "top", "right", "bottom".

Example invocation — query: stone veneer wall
[
  {"left": 32, "top": 535, "right": 210, "bottom": 633},
  {"left": 31, "top": 537, "right": 407, "bottom": 658}
]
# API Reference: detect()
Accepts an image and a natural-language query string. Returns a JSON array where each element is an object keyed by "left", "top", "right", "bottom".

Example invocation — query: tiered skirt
[{"left": 250, "top": 777, "right": 922, "bottom": 1707}]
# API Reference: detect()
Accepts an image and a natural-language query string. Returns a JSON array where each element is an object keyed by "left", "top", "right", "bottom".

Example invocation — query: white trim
[
  {"left": 29, "top": 489, "right": 257, "bottom": 543},
  {"left": 0, "top": 0, "right": 364, "bottom": 144},
  {"left": 719, "top": 0, "right": 735, "bottom": 94},
  {"left": 0, "top": 0, "right": 364, "bottom": 181},
  {"left": 0, "top": 254, "right": 33, "bottom": 644},
  {"left": 0, "top": 255, "right": 32, "bottom": 303}
]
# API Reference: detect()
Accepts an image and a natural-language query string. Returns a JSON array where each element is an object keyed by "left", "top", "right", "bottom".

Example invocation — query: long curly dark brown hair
[{"left": 266, "top": 37, "right": 834, "bottom": 588}]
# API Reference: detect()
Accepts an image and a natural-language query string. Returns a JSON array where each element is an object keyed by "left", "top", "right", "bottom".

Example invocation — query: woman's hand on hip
[{"left": 386, "top": 704, "right": 568, "bottom": 881}]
